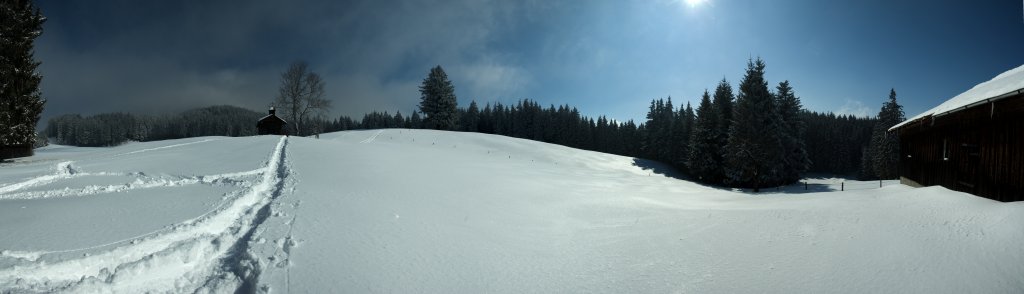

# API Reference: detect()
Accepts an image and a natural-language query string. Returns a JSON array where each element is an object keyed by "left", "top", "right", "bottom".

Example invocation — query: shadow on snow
[{"left": 630, "top": 158, "right": 865, "bottom": 195}]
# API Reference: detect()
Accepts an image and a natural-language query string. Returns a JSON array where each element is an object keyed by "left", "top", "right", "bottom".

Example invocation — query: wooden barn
[
  {"left": 257, "top": 107, "right": 288, "bottom": 135},
  {"left": 0, "top": 144, "right": 32, "bottom": 160},
  {"left": 890, "top": 64, "right": 1024, "bottom": 202}
]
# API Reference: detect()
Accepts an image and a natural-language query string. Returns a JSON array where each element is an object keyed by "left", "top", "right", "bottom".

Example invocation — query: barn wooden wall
[
  {"left": 897, "top": 94, "right": 1024, "bottom": 202},
  {"left": 0, "top": 144, "right": 33, "bottom": 160}
]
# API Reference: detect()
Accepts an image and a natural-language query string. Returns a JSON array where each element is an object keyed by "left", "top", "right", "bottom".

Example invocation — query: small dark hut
[
  {"left": 890, "top": 64, "right": 1024, "bottom": 202},
  {"left": 257, "top": 107, "right": 288, "bottom": 135}
]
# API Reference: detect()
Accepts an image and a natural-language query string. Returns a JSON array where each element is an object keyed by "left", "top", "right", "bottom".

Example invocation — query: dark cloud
[
  {"left": 37, "top": 0, "right": 537, "bottom": 122},
  {"left": 33, "top": 0, "right": 1024, "bottom": 126}
]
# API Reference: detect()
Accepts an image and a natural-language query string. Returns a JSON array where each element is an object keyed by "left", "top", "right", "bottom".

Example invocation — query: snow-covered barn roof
[{"left": 890, "top": 64, "right": 1024, "bottom": 131}]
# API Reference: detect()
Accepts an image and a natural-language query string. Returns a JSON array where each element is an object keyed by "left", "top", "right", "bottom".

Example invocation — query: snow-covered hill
[{"left": 1, "top": 129, "right": 1022, "bottom": 293}]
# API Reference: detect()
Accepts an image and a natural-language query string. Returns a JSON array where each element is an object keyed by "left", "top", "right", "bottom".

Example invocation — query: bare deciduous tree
[{"left": 274, "top": 61, "right": 331, "bottom": 136}]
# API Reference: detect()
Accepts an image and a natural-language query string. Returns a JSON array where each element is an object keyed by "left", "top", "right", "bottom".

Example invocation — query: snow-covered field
[{"left": 1, "top": 129, "right": 1021, "bottom": 293}]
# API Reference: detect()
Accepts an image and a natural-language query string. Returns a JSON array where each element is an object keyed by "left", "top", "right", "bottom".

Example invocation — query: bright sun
[{"left": 683, "top": 0, "right": 707, "bottom": 8}]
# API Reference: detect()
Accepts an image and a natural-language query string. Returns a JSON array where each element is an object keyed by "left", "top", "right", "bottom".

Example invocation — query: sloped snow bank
[{"left": 277, "top": 130, "right": 1024, "bottom": 293}]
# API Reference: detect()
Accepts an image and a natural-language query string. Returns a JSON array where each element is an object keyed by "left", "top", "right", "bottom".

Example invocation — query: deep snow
[{"left": 1, "top": 129, "right": 1022, "bottom": 293}]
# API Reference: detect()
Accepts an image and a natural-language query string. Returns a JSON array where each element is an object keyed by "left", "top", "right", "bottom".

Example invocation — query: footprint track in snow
[{"left": 0, "top": 136, "right": 294, "bottom": 293}]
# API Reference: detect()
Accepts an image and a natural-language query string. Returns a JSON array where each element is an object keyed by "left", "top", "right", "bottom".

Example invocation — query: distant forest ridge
[
  {"left": 44, "top": 105, "right": 263, "bottom": 147},
  {"left": 44, "top": 102, "right": 877, "bottom": 177}
]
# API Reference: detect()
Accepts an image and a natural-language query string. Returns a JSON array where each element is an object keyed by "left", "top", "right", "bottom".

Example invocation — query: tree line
[
  {"left": 44, "top": 105, "right": 263, "bottom": 146},
  {"left": 634, "top": 58, "right": 811, "bottom": 190},
  {"left": 323, "top": 61, "right": 901, "bottom": 184},
  {"left": 42, "top": 60, "right": 903, "bottom": 185}
]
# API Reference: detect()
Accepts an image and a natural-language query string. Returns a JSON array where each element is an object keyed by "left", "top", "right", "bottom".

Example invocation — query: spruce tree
[
  {"left": 678, "top": 101, "right": 695, "bottom": 170},
  {"left": 711, "top": 79, "right": 734, "bottom": 180},
  {"left": 713, "top": 78, "right": 734, "bottom": 140},
  {"left": 688, "top": 90, "right": 721, "bottom": 182},
  {"left": 858, "top": 146, "right": 875, "bottom": 180},
  {"left": 662, "top": 97, "right": 676, "bottom": 164},
  {"left": 868, "top": 88, "right": 904, "bottom": 179},
  {"left": 642, "top": 99, "right": 660, "bottom": 160},
  {"left": 410, "top": 111, "right": 423, "bottom": 129},
  {"left": 0, "top": 0, "right": 46, "bottom": 156},
  {"left": 723, "top": 58, "right": 785, "bottom": 191},
  {"left": 418, "top": 65, "right": 459, "bottom": 130},
  {"left": 775, "top": 80, "right": 810, "bottom": 183},
  {"left": 462, "top": 100, "right": 480, "bottom": 132}
]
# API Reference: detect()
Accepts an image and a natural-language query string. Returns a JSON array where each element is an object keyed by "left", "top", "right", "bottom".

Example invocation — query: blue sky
[{"left": 35, "top": 0, "right": 1024, "bottom": 123}]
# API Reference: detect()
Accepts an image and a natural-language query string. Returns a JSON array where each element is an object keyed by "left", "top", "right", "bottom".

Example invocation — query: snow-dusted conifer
[
  {"left": 713, "top": 79, "right": 734, "bottom": 141},
  {"left": 859, "top": 147, "right": 875, "bottom": 180},
  {"left": 723, "top": 58, "right": 785, "bottom": 191},
  {"left": 462, "top": 100, "right": 479, "bottom": 132},
  {"left": 410, "top": 111, "right": 423, "bottom": 129},
  {"left": 662, "top": 97, "right": 676, "bottom": 164},
  {"left": 0, "top": 0, "right": 46, "bottom": 155},
  {"left": 688, "top": 90, "right": 721, "bottom": 182},
  {"left": 678, "top": 101, "right": 694, "bottom": 169},
  {"left": 775, "top": 80, "right": 810, "bottom": 183},
  {"left": 868, "top": 89, "right": 904, "bottom": 179},
  {"left": 419, "top": 65, "right": 459, "bottom": 130}
]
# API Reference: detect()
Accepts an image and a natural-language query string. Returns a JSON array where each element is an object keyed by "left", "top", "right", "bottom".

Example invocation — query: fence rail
[{"left": 757, "top": 179, "right": 901, "bottom": 194}]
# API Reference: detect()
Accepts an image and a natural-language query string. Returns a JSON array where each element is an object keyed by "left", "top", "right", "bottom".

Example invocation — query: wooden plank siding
[
  {"left": 0, "top": 144, "right": 33, "bottom": 160},
  {"left": 896, "top": 93, "right": 1024, "bottom": 202}
]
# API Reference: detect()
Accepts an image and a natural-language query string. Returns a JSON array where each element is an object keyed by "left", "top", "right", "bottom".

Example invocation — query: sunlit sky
[{"left": 36, "top": 0, "right": 1024, "bottom": 124}]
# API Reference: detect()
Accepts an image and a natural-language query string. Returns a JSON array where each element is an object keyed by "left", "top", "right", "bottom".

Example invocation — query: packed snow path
[
  {"left": 0, "top": 136, "right": 294, "bottom": 292},
  {"left": 1, "top": 130, "right": 1022, "bottom": 293}
]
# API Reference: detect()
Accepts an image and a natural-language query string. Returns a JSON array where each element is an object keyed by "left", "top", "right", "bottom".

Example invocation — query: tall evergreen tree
[
  {"left": 663, "top": 97, "right": 678, "bottom": 166},
  {"left": 678, "top": 101, "right": 695, "bottom": 169},
  {"left": 723, "top": 58, "right": 785, "bottom": 191},
  {"left": 868, "top": 88, "right": 905, "bottom": 179},
  {"left": 642, "top": 99, "right": 660, "bottom": 160},
  {"left": 775, "top": 80, "right": 810, "bottom": 183},
  {"left": 688, "top": 90, "right": 721, "bottom": 182},
  {"left": 713, "top": 78, "right": 734, "bottom": 139},
  {"left": 418, "top": 65, "right": 459, "bottom": 130},
  {"left": 410, "top": 110, "right": 423, "bottom": 129},
  {"left": 462, "top": 100, "right": 480, "bottom": 132},
  {"left": 858, "top": 146, "right": 875, "bottom": 180},
  {"left": 0, "top": 0, "right": 46, "bottom": 157},
  {"left": 712, "top": 79, "right": 735, "bottom": 177}
]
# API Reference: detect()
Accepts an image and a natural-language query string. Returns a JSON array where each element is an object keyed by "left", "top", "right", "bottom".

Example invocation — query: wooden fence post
[{"left": 841, "top": 182, "right": 844, "bottom": 191}]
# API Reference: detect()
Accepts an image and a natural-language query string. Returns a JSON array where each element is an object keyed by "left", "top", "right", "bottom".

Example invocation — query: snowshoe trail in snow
[
  {"left": 359, "top": 129, "right": 385, "bottom": 143},
  {"left": 0, "top": 161, "right": 79, "bottom": 194},
  {"left": 0, "top": 136, "right": 294, "bottom": 293},
  {"left": 113, "top": 138, "right": 219, "bottom": 157},
  {"left": 0, "top": 167, "right": 265, "bottom": 200}
]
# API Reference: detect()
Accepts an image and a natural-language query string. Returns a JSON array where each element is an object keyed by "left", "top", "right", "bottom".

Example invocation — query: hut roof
[
  {"left": 891, "top": 64, "right": 1024, "bottom": 131},
  {"left": 259, "top": 114, "right": 287, "bottom": 124}
]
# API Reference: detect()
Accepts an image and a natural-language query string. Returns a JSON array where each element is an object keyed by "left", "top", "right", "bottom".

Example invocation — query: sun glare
[{"left": 683, "top": 0, "right": 707, "bottom": 8}]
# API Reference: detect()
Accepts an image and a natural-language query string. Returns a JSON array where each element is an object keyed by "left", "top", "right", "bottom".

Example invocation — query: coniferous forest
[
  {"left": 43, "top": 58, "right": 901, "bottom": 187},
  {"left": 44, "top": 105, "right": 263, "bottom": 147}
]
